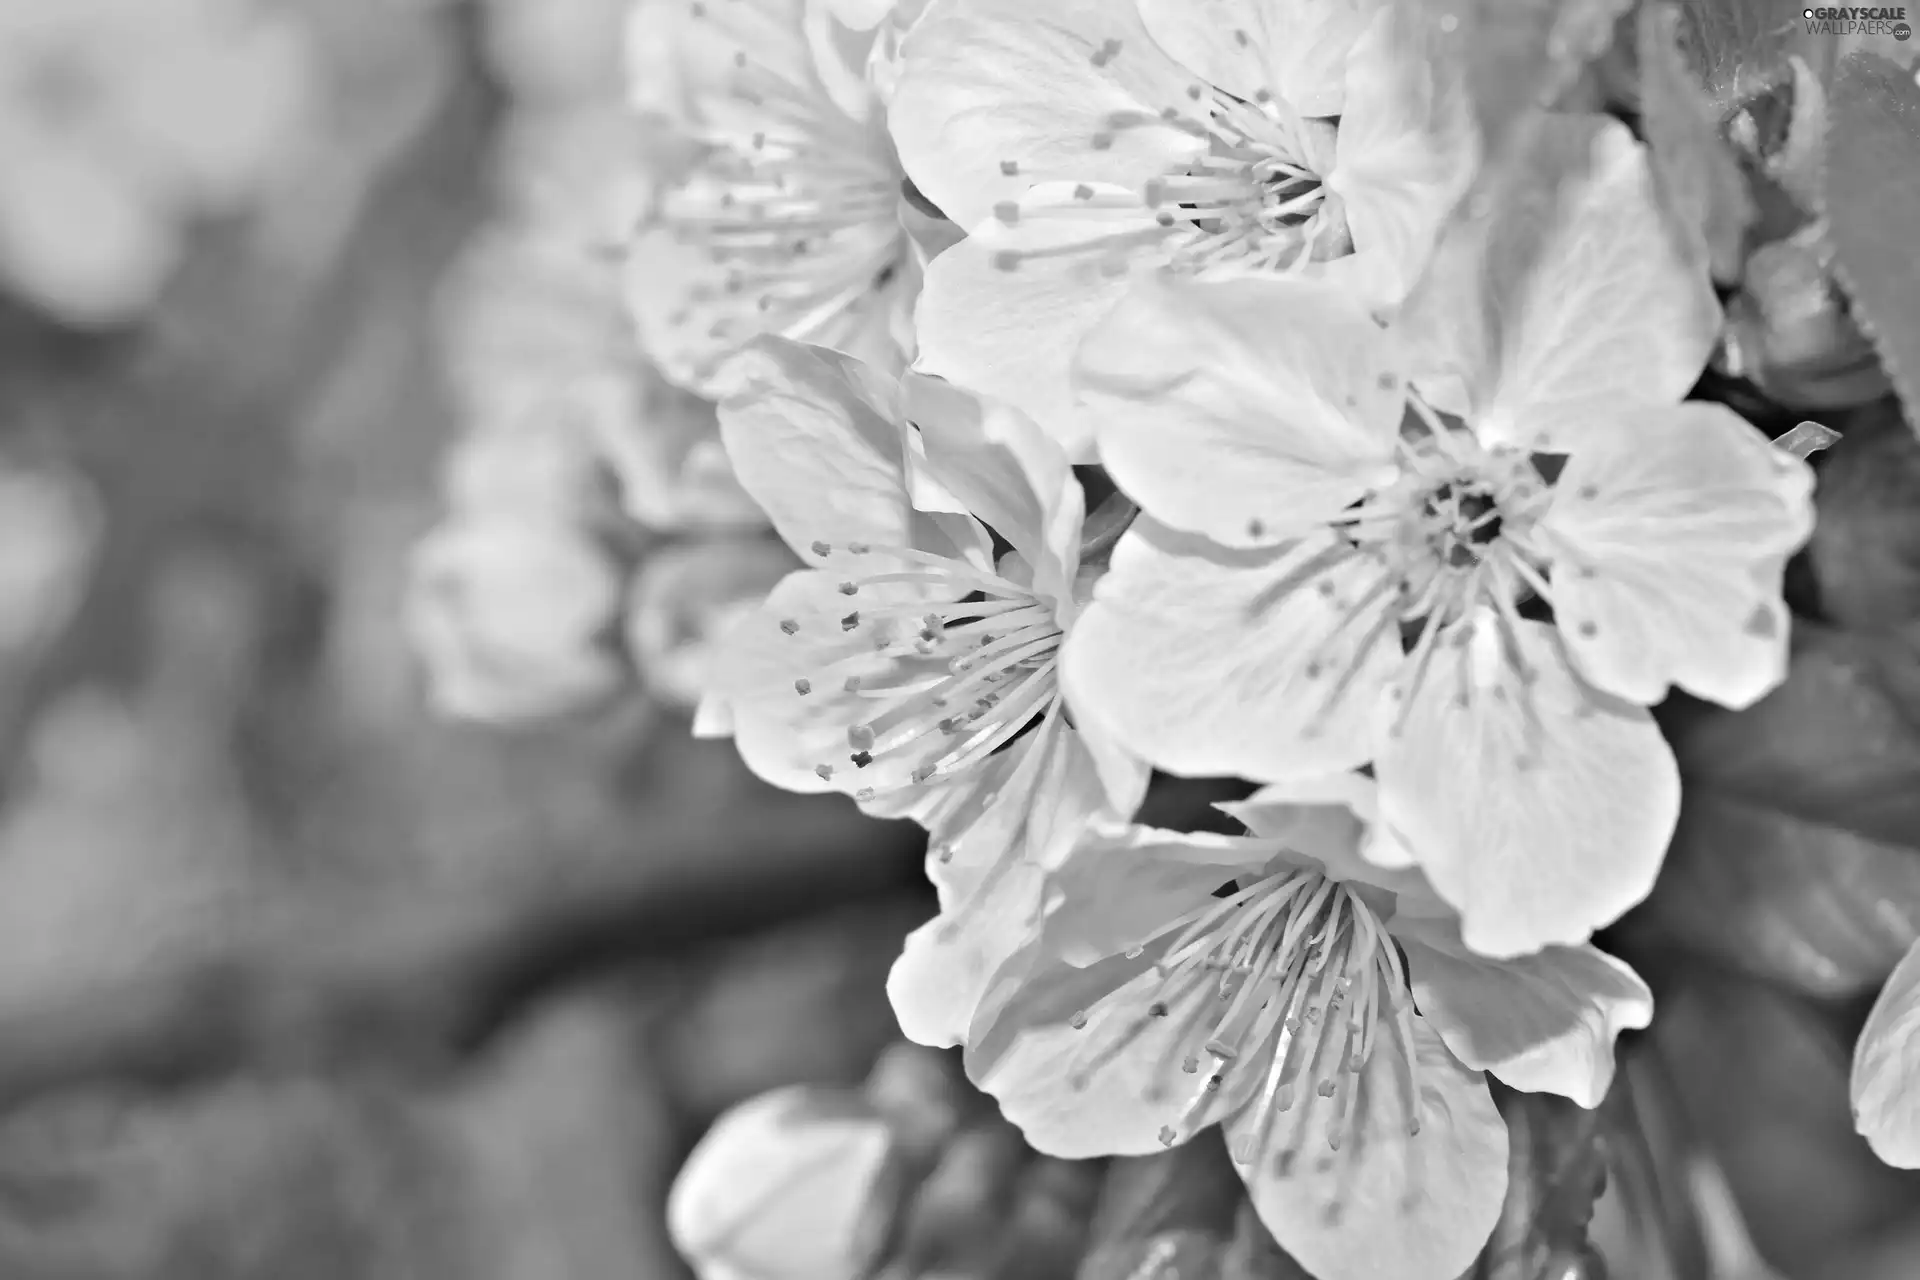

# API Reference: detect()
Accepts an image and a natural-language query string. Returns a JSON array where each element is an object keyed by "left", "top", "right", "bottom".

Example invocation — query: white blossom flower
[
  {"left": 886, "top": 0, "right": 1471, "bottom": 459},
  {"left": 627, "top": 536, "right": 797, "bottom": 710},
  {"left": 965, "top": 774, "right": 1652, "bottom": 1280},
  {"left": 701, "top": 338, "right": 1147, "bottom": 1045},
  {"left": 1854, "top": 938, "right": 1920, "bottom": 1168},
  {"left": 1062, "top": 117, "right": 1814, "bottom": 957},
  {"left": 405, "top": 516, "right": 626, "bottom": 724},
  {"left": 625, "top": 0, "right": 917, "bottom": 396},
  {"left": 669, "top": 1084, "right": 893, "bottom": 1280},
  {"left": 0, "top": 0, "right": 311, "bottom": 323}
]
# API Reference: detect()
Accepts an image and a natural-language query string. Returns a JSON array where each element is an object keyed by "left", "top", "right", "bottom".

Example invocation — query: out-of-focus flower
[
  {"left": 624, "top": 0, "right": 917, "bottom": 395},
  {"left": 699, "top": 339, "right": 1148, "bottom": 1047},
  {"left": 1063, "top": 116, "right": 1813, "bottom": 958},
  {"left": 0, "top": 459, "right": 98, "bottom": 663},
  {"left": 440, "top": 227, "right": 763, "bottom": 534},
  {"left": 0, "top": 0, "right": 312, "bottom": 323},
  {"left": 1853, "top": 938, "right": 1920, "bottom": 1168},
  {"left": 627, "top": 536, "right": 796, "bottom": 710},
  {"left": 966, "top": 774, "right": 1652, "bottom": 1280},
  {"left": 668, "top": 1084, "right": 894, "bottom": 1280},
  {"left": 483, "top": 0, "right": 631, "bottom": 109},
  {"left": 887, "top": 0, "right": 1471, "bottom": 459},
  {"left": 405, "top": 516, "right": 627, "bottom": 724}
]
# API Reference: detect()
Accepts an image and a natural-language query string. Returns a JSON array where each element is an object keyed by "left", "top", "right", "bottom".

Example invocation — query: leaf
[
  {"left": 1638, "top": 1, "right": 1756, "bottom": 282},
  {"left": 1807, "top": 401, "right": 1920, "bottom": 629},
  {"left": 1473, "top": 1088, "right": 1610, "bottom": 1280},
  {"left": 1631, "top": 406, "right": 1920, "bottom": 999},
  {"left": 1672, "top": 0, "right": 1804, "bottom": 116},
  {"left": 1075, "top": 1133, "right": 1244, "bottom": 1280},
  {"left": 1823, "top": 52, "right": 1920, "bottom": 436}
]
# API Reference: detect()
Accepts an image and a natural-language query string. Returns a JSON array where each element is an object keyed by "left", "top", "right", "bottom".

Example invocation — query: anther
[
  {"left": 999, "top": 159, "right": 1019, "bottom": 176},
  {"left": 841, "top": 611, "right": 861, "bottom": 631},
  {"left": 810, "top": 540, "right": 831, "bottom": 556},
  {"left": 794, "top": 678, "right": 812, "bottom": 695},
  {"left": 838, "top": 581, "right": 858, "bottom": 595},
  {"left": 814, "top": 763, "right": 833, "bottom": 779},
  {"left": 779, "top": 618, "right": 800, "bottom": 635},
  {"left": 994, "top": 201, "right": 1020, "bottom": 225}
]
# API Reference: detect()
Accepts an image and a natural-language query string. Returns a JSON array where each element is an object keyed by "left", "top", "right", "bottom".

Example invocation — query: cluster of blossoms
[
  {"left": 0, "top": 0, "right": 315, "bottom": 324},
  {"left": 422, "top": 0, "right": 1835, "bottom": 1275},
  {"left": 408, "top": 0, "right": 794, "bottom": 725}
]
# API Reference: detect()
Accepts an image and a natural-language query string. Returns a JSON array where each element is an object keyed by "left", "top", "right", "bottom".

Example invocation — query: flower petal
[
  {"left": 911, "top": 222, "right": 1143, "bottom": 464},
  {"left": 1400, "top": 919, "right": 1653, "bottom": 1107},
  {"left": 1061, "top": 523, "right": 1400, "bottom": 783},
  {"left": 1327, "top": 9, "right": 1476, "bottom": 307},
  {"left": 890, "top": 858, "right": 1049, "bottom": 1048},
  {"left": 965, "top": 942, "right": 1256, "bottom": 1158},
  {"left": 1219, "top": 775, "right": 1437, "bottom": 899},
  {"left": 716, "top": 340, "right": 989, "bottom": 566},
  {"left": 888, "top": 0, "right": 1204, "bottom": 230},
  {"left": 1399, "top": 114, "right": 1720, "bottom": 449},
  {"left": 1133, "top": 0, "right": 1368, "bottom": 117},
  {"left": 1044, "top": 824, "right": 1270, "bottom": 966},
  {"left": 903, "top": 374, "right": 1085, "bottom": 605},
  {"left": 667, "top": 1084, "right": 891, "bottom": 1280},
  {"left": 712, "top": 569, "right": 968, "bottom": 795},
  {"left": 1074, "top": 274, "right": 1402, "bottom": 548},
  {"left": 1544, "top": 402, "right": 1816, "bottom": 710},
  {"left": 1375, "top": 614, "right": 1680, "bottom": 958},
  {"left": 1853, "top": 939, "right": 1920, "bottom": 1168},
  {"left": 1227, "top": 1018, "right": 1507, "bottom": 1280},
  {"left": 886, "top": 712, "right": 1124, "bottom": 1045}
]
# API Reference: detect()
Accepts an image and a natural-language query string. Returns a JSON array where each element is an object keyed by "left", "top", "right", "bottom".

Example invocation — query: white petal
[
  {"left": 1401, "top": 919, "right": 1653, "bottom": 1107},
  {"left": 1853, "top": 939, "right": 1920, "bottom": 1168},
  {"left": 1061, "top": 524, "right": 1400, "bottom": 782},
  {"left": 890, "top": 858, "right": 1048, "bottom": 1048},
  {"left": 1327, "top": 9, "right": 1476, "bottom": 307},
  {"left": 965, "top": 943, "right": 1257, "bottom": 1158},
  {"left": 1220, "top": 776, "right": 1439, "bottom": 901},
  {"left": 1375, "top": 614, "right": 1680, "bottom": 958},
  {"left": 888, "top": 0, "right": 1204, "bottom": 230},
  {"left": 1543, "top": 402, "right": 1815, "bottom": 710},
  {"left": 1133, "top": 0, "right": 1367, "bottom": 116},
  {"left": 715, "top": 340, "right": 988, "bottom": 566},
  {"left": 1228, "top": 1018, "right": 1507, "bottom": 1280},
  {"left": 1073, "top": 274, "right": 1403, "bottom": 548},
  {"left": 713, "top": 569, "right": 983, "bottom": 796},
  {"left": 912, "top": 223, "right": 1144, "bottom": 464},
  {"left": 667, "top": 1085, "right": 891, "bottom": 1280},
  {"left": 1399, "top": 114, "right": 1720, "bottom": 448},
  {"left": 902, "top": 373, "right": 1085, "bottom": 604},
  {"left": 1043, "top": 824, "right": 1270, "bottom": 966}
]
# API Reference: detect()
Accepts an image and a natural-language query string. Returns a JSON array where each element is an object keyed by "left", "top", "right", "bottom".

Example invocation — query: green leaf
[
  {"left": 1823, "top": 53, "right": 1920, "bottom": 436},
  {"left": 1639, "top": 1, "right": 1756, "bottom": 282},
  {"left": 1633, "top": 406, "right": 1920, "bottom": 998}
]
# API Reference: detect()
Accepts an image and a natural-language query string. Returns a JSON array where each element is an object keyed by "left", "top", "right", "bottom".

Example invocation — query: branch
[{"left": 0, "top": 804, "right": 926, "bottom": 1113}]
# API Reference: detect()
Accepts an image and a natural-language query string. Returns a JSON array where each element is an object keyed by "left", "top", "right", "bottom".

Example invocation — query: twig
[{"left": 0, "top": 805, "right": 925, "bottom": 1113}]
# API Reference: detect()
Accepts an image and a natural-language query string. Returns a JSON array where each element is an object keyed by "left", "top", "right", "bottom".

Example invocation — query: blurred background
[{"left": 0, "top": 2, "right": 1917, "bottom": 1278}]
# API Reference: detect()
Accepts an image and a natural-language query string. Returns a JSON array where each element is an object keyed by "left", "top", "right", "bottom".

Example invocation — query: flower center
[
  {"left": 985, "top": 46, "right": 1349, "bottom": 279},
  {"left": 785, "top": 542, "right": 1062, "bottom": 799},
  {"left": 1070, "top": 867, "right": 1421, "bottom": 1164},
  {"left": 660, "top": 6, "right": 906, "bottom": 352}
]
